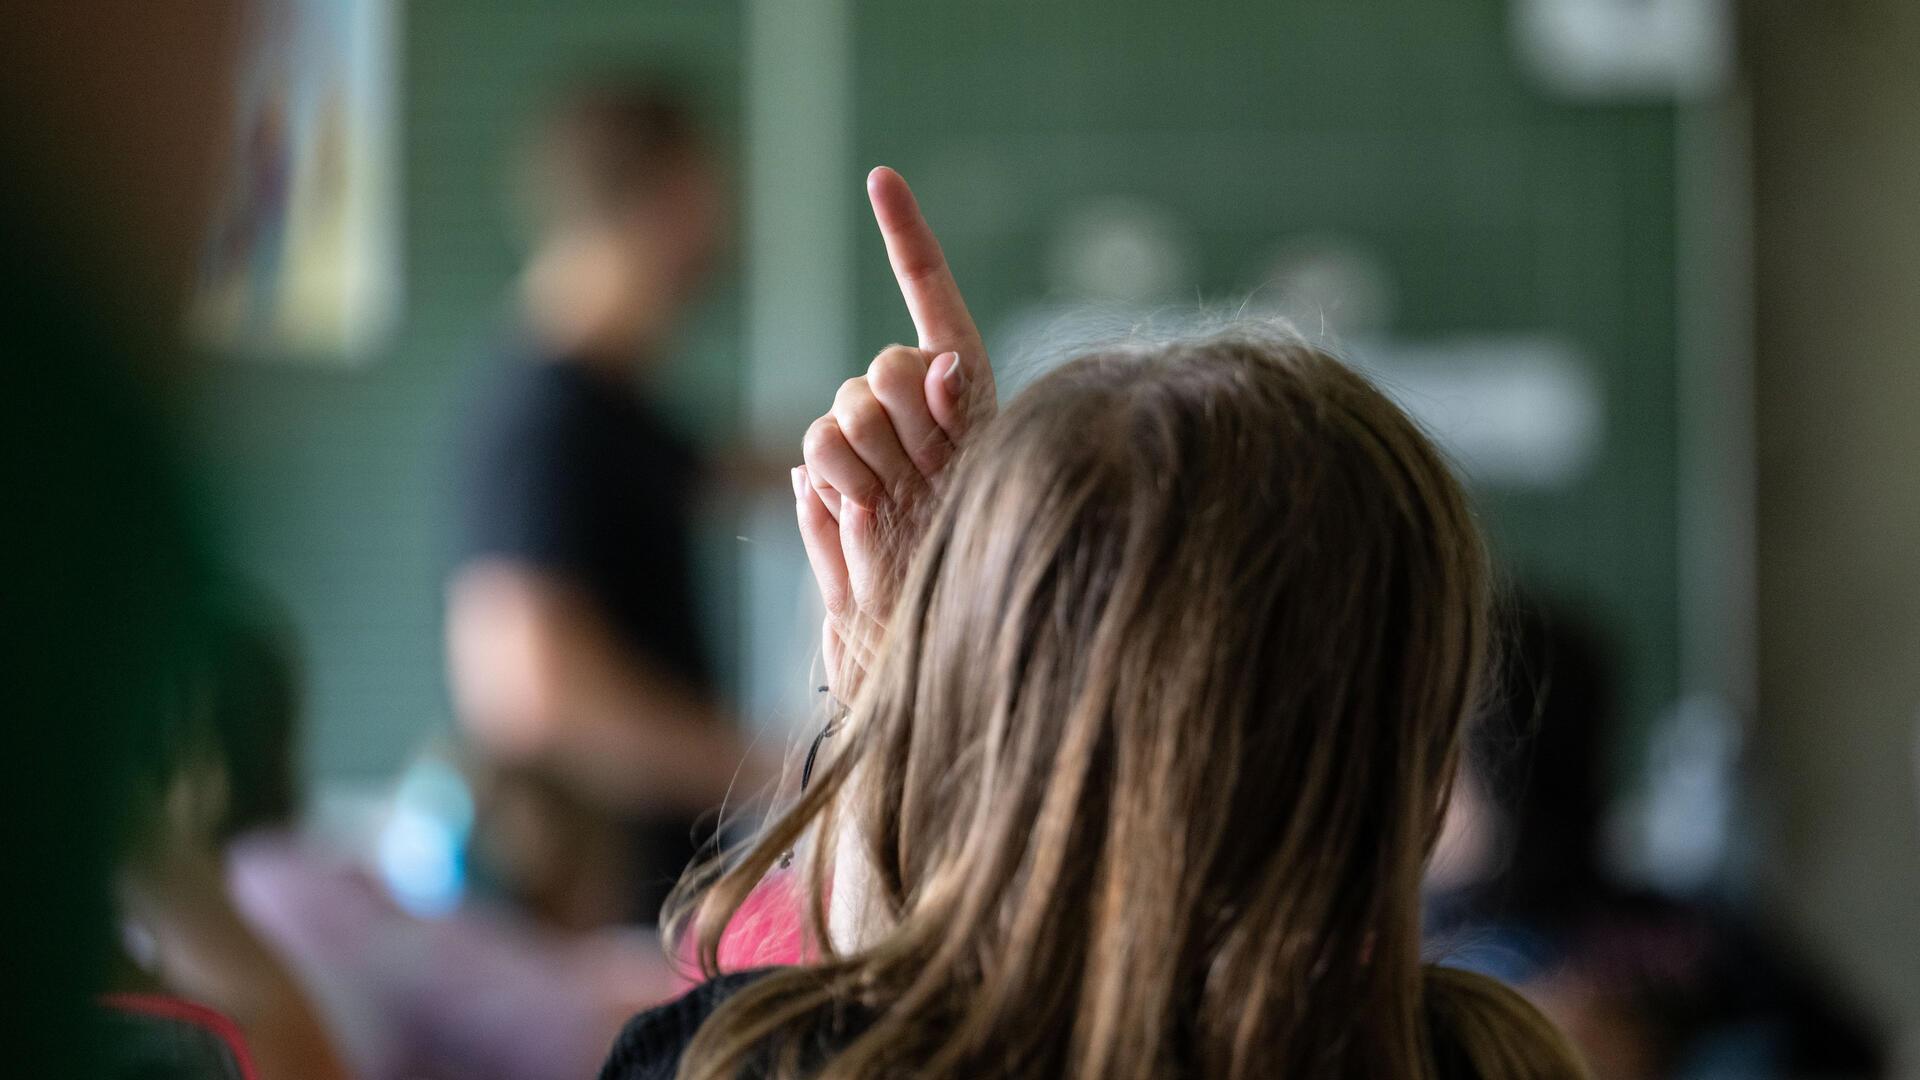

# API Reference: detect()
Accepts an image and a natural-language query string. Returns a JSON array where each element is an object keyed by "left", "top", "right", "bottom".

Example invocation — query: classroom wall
[
  {"left": 191, "top": 1, "right": 1687, "bottom": 812},
  {"left": 1748, "top": 0, "right": 1920, "bottom": 1063},
  {"left": 850, "top": 0, "right": 1684, "bottom": 758}
]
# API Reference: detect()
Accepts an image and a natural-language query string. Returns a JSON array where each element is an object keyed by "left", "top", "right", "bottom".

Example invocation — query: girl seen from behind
[{"left": 601, "top": 168, "right": 1588, "bottom": 1080}]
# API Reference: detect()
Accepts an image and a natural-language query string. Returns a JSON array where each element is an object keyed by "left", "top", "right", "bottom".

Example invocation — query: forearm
[
  {"left": 235, "top": 978, "right": 355, "bottom": 1080},
  {"left": 534, "top": 648, "right": 770, "bottom": 815},
  {"left": 449, "top": 564, "right": 777, "bottom": 818},
  {"left": 125, "top": 862, "right": 353, "bottom": 1080}
]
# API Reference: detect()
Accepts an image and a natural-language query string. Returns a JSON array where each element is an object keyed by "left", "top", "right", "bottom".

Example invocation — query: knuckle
[
  {"left": 833, "top": 376, "right": 869, "bottom": 409},
  {"left": 802, "top": 416, "right": 841, "bottom": 458},
  {"left": 899, "top": 255, "right": 942, "bottom": 285},
  {"left": 867, "top": 346, "right": 924, "bottom": 396},
  {"left": 837, "top": 399, "right": 888, "bottom": 444}
]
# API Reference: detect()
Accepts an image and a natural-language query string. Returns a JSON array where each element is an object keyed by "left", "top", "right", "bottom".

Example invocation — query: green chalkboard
[
  {"left": 192, "top": 0, "right": 1677, "bottom": 787},
  {"left": 848, "top": 1, "right": 1679, "bottom": 759}
]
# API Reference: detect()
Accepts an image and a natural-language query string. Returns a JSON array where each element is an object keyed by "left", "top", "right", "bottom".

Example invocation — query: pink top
[{"left": 674, "top": 868, "right": 814, "bottom": 990}]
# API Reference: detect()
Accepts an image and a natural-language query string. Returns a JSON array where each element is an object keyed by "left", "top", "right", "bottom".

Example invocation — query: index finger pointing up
[{"left": 867, "top": 166, "right": 984, "bottom": 368}]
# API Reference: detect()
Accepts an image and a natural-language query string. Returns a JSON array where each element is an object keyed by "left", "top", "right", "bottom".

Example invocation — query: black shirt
[
  {"left": 599, "top": 972, "right": 1496, "bottom": 1080},
  {"left": 599, "top": 971, "right": 773, "bottom": 1080},
  {"left": 454, "top": 355, "right": 717, "bottom": 919},
  {"left": 601, "top": 970, "right": 870, "bottom": 1080},
  {"left": 456, "top": 357, "right": 712, "bottom": 688}
]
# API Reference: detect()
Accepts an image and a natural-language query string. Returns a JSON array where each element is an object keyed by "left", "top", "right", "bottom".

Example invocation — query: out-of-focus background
[{"left": 6, "top": 1, "right": 1918, "bottom": 1078}]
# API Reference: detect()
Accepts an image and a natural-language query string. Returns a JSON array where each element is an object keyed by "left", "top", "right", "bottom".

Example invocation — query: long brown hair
[{"left": 669, "top": 328, "right": 1586, "bottom": 1079}]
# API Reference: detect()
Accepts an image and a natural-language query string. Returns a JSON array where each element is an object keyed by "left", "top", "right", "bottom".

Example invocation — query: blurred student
[
  {"left": 599, "top": 169, "right": 1587, "bottom": 1080},
  {"left": 139, "top": 588, "right": 679, "bottom": 1080},
  {"left": 119, "top": 588, "right": 352, "bottom": 1080},
  {"left": 447, "top": 80, "right": 768, "bottom": 931},
  {"left": 0, "top": 3, "right": 288, "bottom": 1076},
  {"left": 1429, "top": 598, "right": 1885, "bottom": 1080},
  {"left": 0, "top": 212, "right": 283, "bottom": 1080}
]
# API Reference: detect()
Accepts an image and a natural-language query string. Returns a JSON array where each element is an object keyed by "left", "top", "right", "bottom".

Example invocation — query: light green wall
[
  {"left": 851, "top": 1, "right": 1681, "bottom": 754},
  {"left": 193, "top": 0, "right": 1681, "bottom": 787}
]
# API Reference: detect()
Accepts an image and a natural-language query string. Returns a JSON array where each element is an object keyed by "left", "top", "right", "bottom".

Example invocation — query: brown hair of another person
[
  {"left": 671, "top": 329, "right": 1588, "bottom": 1079},
  {"left": 521, "top": 78, "right": 704, "bottom": 232}
]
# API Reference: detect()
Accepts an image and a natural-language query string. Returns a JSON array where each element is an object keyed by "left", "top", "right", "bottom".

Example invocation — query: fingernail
[
  {"left": 791, "top": 466, "right": 806, "bottom": 499},
  {"left": 939, "top": 352, "right": 965, "bottom": 396}
]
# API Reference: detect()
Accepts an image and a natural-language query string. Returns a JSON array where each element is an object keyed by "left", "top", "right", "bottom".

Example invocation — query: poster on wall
[{"left": 194, "top": 0, "right": 400, "bottom": 362}]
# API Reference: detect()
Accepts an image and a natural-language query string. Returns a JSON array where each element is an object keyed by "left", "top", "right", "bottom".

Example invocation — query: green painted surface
[
  {"left": 850, "top": 1, "right": 1679, "bottom": 759},
  {"left": 193, "top": 0, "right": 1678, "bottom": 783}
]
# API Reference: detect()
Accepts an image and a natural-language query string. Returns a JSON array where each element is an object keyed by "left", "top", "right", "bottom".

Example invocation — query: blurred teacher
[{"left": 448, "top": 80, "right": 761, "bottom": 931}]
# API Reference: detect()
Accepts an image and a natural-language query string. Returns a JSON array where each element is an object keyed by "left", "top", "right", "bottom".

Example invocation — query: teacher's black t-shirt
[
  {"left": 454, "top": 355, "right": 715, "bottom": 919},
  {"left": 457, "top": 357, "right": 711, "bottom": 687}
]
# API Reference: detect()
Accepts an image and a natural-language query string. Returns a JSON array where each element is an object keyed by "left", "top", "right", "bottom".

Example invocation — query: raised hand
[
  {"left": 795, "top": 167, "right": 995, "bottom": 696},
  {"left": 865, "top": 166, "right": 992, "bottom": 418}
]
